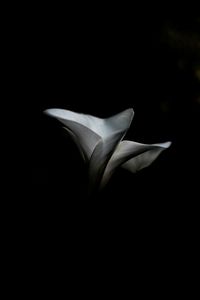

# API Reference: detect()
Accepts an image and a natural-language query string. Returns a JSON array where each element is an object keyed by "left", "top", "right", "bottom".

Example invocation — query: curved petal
[
  {"left": 104, "top": 108, "right": 134, "bottom": 137},
  {"left": 100, "top": 141, "right": 171, "bottom": 189},
  {"left": 62, "top": 124, "right": 100, "bottom": 162},
  {"left": 44, "top": 108, "right": 134, "bottom": 139},
  {"left": 88, "top": 131, "right": 125, "bottom": 194},
  {"left": 88, "top": 109, "right": 134, "bottom": 193},
  {"left": 62, "top": 127, "right": 87, "bottom": 162},
  {"left": 44, "top": 107, "right": 171, "bottom": 193},
  {"left": 44, "top": 108, "right": 134, "bottom": 164},
  {"left": 44, "top": 109, "right": 101, "bottom": 160}
]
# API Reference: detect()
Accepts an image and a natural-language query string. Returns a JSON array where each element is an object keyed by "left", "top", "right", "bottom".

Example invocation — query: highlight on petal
[
  {"left": 44, "top": 108, "right": 134, "bottom": 162},
  {"left": 44, "top": 108, "right": 134, "bottom": 139},
  {"left": 62, "top": 124, "right": 100, "bottom": 161},
  {"left": 87, "top": 109, "right": 134, "bottom": 194},
  {"left": 121, "top": 141, "right": 171, "bottom": 173},
  {"left": 44, "top": 107, "right": 171, "bottom": 194},
  {"left": 44, "top": 109, "right": 101, "bottom": 161},
  {"left": 88, "top": 130, "right": 130, "bottom": 194},
  {"left": 100, "top": 141, "right": 171, "bottom": 189}
]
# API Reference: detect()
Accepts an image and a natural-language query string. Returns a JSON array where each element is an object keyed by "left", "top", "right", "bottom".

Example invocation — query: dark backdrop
[{"left": 27, "top": 8, "right": 200, "bottom": 286}]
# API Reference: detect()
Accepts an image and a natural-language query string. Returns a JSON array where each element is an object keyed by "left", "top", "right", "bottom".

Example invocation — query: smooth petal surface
[
  {"left": 62, "top": 127, "right": 88, "bottom": 161},
  {"left": 87, "top": 109, "right": 134, "bottom": 193},
  {"left": 44, "top": 108, "right": 134, "bottom": 138},
  {"left": 100, "top": 141, "right": 171, "bottom": 189},
  {"left": 62, "top": 124, "right": 100, "bottom": 161},
  {"left": 44, "top": 109, "right": 100, "bottom": 161},
  {"left": 44, "top": 107, "right": 171, "bottom": 193},
  {"left": 121, "top": 141, "right": 171, "bottom": 172},
  {"left": 88, "top": 130, "right": 129, "bottom": 194},
  {"left": 44, "top": 108, "right": 134, "bottom": 162}
]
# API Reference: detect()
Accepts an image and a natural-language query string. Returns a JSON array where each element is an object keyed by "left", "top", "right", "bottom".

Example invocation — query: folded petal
[
  {"left": 44, "top": 107, "right": 171, "bottom": 193},
  {"left": 100, "top": 141, "right": 171, "bottom": 189},
  {"left": 87, "top": 109, "right": 134, "bottom": 193},
  {"left": 62, "top": 124, "right": 100, "bottom": 161},
  {"left": 88, "top": 130, "right": 126, "bottom": 194},
  {"left": 44, "top": 108, "right": 134, "bottom": 163},
  {"left": 62, "top": 127, "right": 89, "bottom": 162},
  {"left": 44, "top": 109, "right": 101, "bottom": 161}
]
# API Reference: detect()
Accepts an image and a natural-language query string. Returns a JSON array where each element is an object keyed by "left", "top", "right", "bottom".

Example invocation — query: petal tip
[
  {"left": 43, "top": 108, "right": 63, "bottom": 119},
  {"left": 162, "top": 141, "right": 172, "bottom": 148},
  {"left": 126, "top": 107, "right": 134, "bottom": 116},
  {"left": 43, "top": 108, "right": 55, "bottom": 116}
]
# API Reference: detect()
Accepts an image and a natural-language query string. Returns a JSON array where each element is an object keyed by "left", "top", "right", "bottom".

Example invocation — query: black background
[{"left": 26, "top": 7, "right": 200, "bottom": 287}]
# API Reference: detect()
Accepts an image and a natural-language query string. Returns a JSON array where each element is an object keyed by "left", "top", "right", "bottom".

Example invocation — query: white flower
[{"left": 44, "top": 108, "right": 171, "bottom": 194}]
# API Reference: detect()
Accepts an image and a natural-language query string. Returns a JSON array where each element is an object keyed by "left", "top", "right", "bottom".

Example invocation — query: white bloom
[{"left": 44, "top": 108, "right": 171, "bottom": 193}]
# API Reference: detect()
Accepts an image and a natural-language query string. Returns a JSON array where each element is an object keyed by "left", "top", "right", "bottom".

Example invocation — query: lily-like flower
[{"left": 44, "top": 108, "right": 171, "bottom": 194}]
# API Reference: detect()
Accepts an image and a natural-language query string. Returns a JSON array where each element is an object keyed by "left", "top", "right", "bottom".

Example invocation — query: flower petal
[
  {"left": 44, "top": 108, "right": 134, "bottom": 163},
  {"left": 62, "top": 124, "right": 100, "bottom": 162},
  {"left": 100, "top": 141, "right": 171, "bottom": 189},
  {"left": 88, "top": 131, "right": 126, "bottom": 194},
  {"left": 87, "top": 109, "right": 134, "bottom": 193},
  {"left": 44, "top": 108, "right": 134, "bottom": 138}
]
